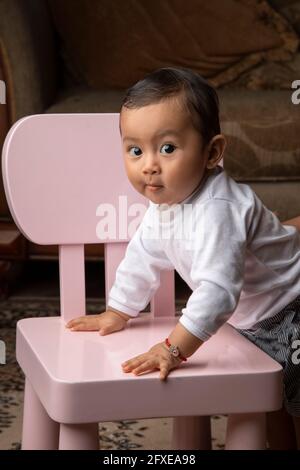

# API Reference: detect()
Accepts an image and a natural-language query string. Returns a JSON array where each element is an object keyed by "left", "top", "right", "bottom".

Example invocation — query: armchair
[{"left": 0, "top": 0, "right": 300, "bottom": 280}]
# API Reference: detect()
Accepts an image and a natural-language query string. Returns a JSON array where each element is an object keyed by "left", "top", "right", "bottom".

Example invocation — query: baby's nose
[{"left": 142, "top": 155, "right": 161, "bottom": 174}]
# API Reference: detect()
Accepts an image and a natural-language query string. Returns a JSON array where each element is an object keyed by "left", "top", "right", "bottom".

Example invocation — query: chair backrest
[{"left": 2, "top": 114, "right": 175, "bottom": 321}]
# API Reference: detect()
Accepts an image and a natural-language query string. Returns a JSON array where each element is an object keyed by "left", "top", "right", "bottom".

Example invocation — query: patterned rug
[{"left": 0, "top": 297, "right": 226, "bottom": 450}]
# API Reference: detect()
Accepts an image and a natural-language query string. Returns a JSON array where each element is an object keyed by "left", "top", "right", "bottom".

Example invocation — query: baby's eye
[
  {"left": 160, "top": 144, "right": 176, "bottom": 154},
  {"left": 128, "top": 146, "right": 142, "bottom": 157}
]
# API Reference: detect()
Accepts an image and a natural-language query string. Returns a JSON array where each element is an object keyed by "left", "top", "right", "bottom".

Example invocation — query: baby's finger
[
  {"left": 131, "top": 360, "right": 155, "bottom": 375},
  {"left": 69, "top": 322, "right": 85, "bottom": 331},
  {"left": 99, "top": 323, "right": 122, "bottom": 335},
  {"left": 159, "top": 364, "right": 170, "bottom": 381},
  {"left": 66, "top": 315, "right": 101, "bottom": 330},
  {"left": 122, "top": 360, "right": 141, "bottom": 371},
  {"left": 66, "top": 319, "right": 79, "bottom": 328},
  {"left": 122, "top": 355, "right": 147, "bottom": 370},
  {"left": 69, "top": 320, "right": 99, "bottom": 331},
  {"left": 66, "top": 316, "right": 87, "bottom": 328}
]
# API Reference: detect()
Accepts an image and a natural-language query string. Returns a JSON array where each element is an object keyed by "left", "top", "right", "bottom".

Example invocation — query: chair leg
[
  {"left": 59, "top": 423, "right": 99, "bottom": 450},
  {"left": 22, "top": 378, "right": 59, "bottom": 450},
  {"left": 225, "top": 412, "right": 266, "bottom": 450},
  {"left": 172, "top": 416, "right": 212, "bottom": 450},
  {"left": 267, "top": 408, "right": 297, "bottom": 449}
]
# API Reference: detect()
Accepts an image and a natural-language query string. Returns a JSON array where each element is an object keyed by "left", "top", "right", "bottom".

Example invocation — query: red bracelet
[{"left": 165, "top": 338, "right": 187, "bottom": 362}]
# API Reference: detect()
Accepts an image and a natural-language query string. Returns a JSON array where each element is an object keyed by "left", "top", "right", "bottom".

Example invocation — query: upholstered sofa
[{"left": 0, "top": 0, "right": 300, "bottom": 270}]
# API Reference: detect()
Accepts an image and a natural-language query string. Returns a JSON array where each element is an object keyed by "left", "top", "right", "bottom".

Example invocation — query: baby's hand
[
  {"left": 122, "top": 342, "right": 182, "bottom": 380},
  {"left": 65, "top": 309, "right": 131, "bottom": 336}
]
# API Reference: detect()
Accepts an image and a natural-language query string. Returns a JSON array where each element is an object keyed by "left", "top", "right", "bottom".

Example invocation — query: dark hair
[{"left": 121, "top": 67, "right": 220, "bottom": 145}]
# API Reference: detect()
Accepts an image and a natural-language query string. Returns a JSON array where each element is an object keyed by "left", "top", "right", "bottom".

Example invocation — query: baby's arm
[
  {"left": 123, "top": 199, "right": 247, "bottom": 379},
  {"left": 167, "top": 321, "right": 204, "bottom": 357},
  {"left": 106, "top": 218, "right": 173, "bottom": 318},
  {"left": 282, "top": 215, "right": 300, "bottom": 232},
  {"left": 66, "top": 212, "right": 172, "bottom": 335}
]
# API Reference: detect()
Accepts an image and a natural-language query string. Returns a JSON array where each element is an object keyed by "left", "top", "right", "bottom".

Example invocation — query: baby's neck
[{"left": 178, "top": 167, "right": 216, "bottom": 205}]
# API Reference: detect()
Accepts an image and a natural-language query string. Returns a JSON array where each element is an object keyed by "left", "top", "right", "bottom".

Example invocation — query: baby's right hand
[{"left": 65, "top": 309, "right": 131, "bottom": 336}]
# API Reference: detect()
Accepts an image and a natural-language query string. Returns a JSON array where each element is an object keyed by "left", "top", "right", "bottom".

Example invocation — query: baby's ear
[
  {"left": 206, "top": 157, "right": 216, "bottom": 169},
  {"left": 206, "top": 134, "right": 226, "bottom": 168}
]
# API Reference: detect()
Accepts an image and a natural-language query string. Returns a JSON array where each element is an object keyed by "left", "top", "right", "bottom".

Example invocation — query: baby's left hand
[{"left": 121, "top": 342, "right": 183, "bottom": 380}]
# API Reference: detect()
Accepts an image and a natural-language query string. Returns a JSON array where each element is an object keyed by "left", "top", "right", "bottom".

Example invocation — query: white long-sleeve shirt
[{"left": 108, "top": 165, "right": 300, "bottom": 341}]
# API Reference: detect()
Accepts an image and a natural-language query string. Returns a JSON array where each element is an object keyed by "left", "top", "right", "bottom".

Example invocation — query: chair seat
[{"left": 16, "top": 315, "right": 283, "bottom": 424}]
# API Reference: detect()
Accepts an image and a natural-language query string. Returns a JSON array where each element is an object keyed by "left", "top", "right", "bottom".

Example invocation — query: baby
[{"left": 66, "top": 67, "right": 300, "bottom": 448}]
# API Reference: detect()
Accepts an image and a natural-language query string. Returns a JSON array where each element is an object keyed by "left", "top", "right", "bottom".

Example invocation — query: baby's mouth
[{"left": 146, "top": 184, "right": 164, "bottom": 192}]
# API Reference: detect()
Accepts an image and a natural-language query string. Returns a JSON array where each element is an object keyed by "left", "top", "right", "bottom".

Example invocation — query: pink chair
[{"left": 2, "top": 113, "right": 283, "bottom": 450}]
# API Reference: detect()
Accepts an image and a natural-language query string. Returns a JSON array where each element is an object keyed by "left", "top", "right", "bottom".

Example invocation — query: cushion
[
  {"left": 47, "top": 0, "right": 299, "bottom": 89},
  {"left": 224, "top": 51, "right": 300, "bottom": 90},
  {"left": 219, "top": 89, "right": 300, "bottom": 180},
  {"left": 268, "top": 0, "right": 300, "bottom": 36}
]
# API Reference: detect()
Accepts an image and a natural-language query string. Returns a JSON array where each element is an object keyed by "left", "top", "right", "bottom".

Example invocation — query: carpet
[{"left": 0, "top": 297, "right": 226, "bottom": 450}]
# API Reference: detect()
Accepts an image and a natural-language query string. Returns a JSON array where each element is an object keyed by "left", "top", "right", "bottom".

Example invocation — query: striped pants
[{"left": 235, "top": 294, "right": 300, "bottom": 417}]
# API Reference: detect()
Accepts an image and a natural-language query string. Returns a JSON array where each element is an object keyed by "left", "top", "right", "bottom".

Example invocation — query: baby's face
[{"left": 120, "top": 97, "right": 211, "bottom": 205}]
